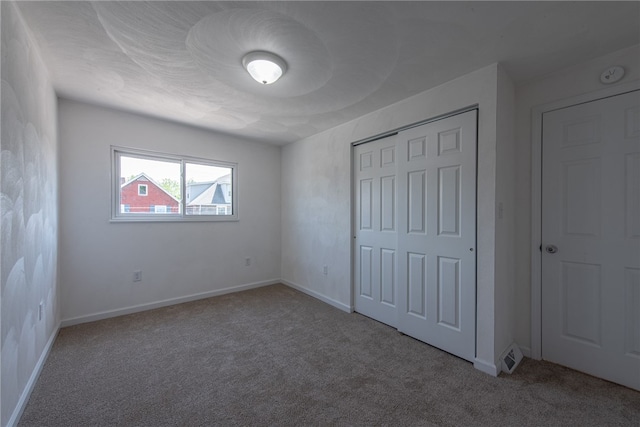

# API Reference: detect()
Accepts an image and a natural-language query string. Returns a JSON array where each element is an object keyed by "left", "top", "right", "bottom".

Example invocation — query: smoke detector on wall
[{"left": 600, "top": 66, "right": 625, "bottom": 84}]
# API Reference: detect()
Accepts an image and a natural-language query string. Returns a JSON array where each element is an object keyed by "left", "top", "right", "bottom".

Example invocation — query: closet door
[
  {"left": 353, "top": 135, "right": 399, "bottom": 327},
  {"left": 396, "top": 111, "right": 477, "bottom": 361}
]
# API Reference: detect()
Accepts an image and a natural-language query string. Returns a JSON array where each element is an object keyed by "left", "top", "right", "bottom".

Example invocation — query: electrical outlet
[
  {"left": 133, "top": 270, "right": 142, "bottom": 282},
  {"left": 38, "top": 301, "right": 44, "bottom": 321},
  {"left": 245, "top": 257, "right": 251, "bottom": 267},
  {"left": 323, "top": 265, "right": 328, "bottom": 275}
]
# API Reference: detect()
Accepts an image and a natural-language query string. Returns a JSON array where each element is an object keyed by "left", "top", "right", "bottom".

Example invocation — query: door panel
[
  {"left": 562, "top": 159, "right": 601, "bottom": 236},
  {"left": 381, "top": 249, "right": 395, "bottom": 306},
  {"left": 626, "top": 153, "right": 640, "bottom": 238},
  {"left": 397, "top": 111, "right": 477, "bottom": 361},
  {"left": 359, "top": 178, "right": 372, "bottom": 230},
  {"left": 542, "top": 89, "right": 640, "bottom": 391},
  {"left": 438, "top": 256, "right": 461, "bottom": 330},
  {"left": 408, "top": 170, "right": 426, "bottom": 233},
  {"left": 359, "top": 246, "right": 373, "bottom": 298},
  {"left": 381, "top": 176, "right": 395, "bottom": 231},
  {"left": 438, "top": 165, "right": 460, "bottom": 236},
  {"left": 626, "top": 268, "right": 640, "bottom": 356},
  {"left": 561, "top": 261, "right": 602, "bottom": 345},
  {"left": 354, "top": 136, "right": 399, "bottom": 328},
  {"left": 407, "top": 252, "right": 426, "bottom": 318}
]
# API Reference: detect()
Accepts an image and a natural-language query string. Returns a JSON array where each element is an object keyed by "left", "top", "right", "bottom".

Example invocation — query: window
[{"left": 112, "top": 146, "right": 237, "bottom": 222}]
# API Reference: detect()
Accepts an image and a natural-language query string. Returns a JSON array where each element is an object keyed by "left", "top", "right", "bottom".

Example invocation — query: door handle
[{"left": 545, "top": 245, "right": 558, "bottom": 254}]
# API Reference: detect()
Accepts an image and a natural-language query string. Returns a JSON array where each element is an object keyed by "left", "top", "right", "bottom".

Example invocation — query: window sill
[{"left": 110, "top": 215, "right": 239, "bottom": 223}]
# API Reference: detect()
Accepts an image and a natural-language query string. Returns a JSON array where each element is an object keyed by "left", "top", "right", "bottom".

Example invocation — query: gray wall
[
  {"left": 1, "top": 3, "right": 59, "bottom": 425},
  {"left": 57, "top": 100, "right": 282, "bottom": 324}
]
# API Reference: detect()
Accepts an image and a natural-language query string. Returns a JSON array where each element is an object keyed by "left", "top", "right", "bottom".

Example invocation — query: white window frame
[
  {"left": 138, "top": 184, "right": 148, "bottom": 196},
  {"left": 111, "top": 146, "right": 238, "bottom": 222}
]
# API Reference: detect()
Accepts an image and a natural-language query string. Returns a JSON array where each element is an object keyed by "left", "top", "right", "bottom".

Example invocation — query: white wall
[
  {"left": 494, "top": 65, "right": 516, "bottom": 360},
  {"left": 1, "top": 2, "right": 59, "bottom": 426},
  {"left": 282, "top": 63, "right": 515, "bottom": 374},
  {"left": 513, "top": 44, "right": 640, "bottom": 354},
  {"left": 58, "top": 100, "right": 281, "bottom": 323}
]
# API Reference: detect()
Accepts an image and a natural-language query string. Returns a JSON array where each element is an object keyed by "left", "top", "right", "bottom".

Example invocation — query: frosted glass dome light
[{"left": 242, "top": 51, "right": 287, "bottom": 85}]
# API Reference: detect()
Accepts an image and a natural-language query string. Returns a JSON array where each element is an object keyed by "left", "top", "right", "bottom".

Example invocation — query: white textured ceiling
[{"left": 16, "top": 1, "right": 640, "bottom": 145}]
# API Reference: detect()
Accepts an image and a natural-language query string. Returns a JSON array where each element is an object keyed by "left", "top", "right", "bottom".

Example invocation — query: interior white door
[
  {"left": 354, "top": 135, "right": 399, "bottom": 328},
  {"left": 542, "top": 89, "right": 640, "bottom": 391},
  {"left": 396, "top": 111, "right": 477, "bottom": 362}
]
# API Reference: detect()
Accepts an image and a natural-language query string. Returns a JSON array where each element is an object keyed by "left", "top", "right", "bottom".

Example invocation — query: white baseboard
[
  {"left": 60, "top": 279, "right": 280, "bottom": 327},
  {"left": 474, "top": 358, "right": 500, "bottom": 377},
  {"left": 7, "top": 322, "right": 61, "bottom": 427},
  {"left": 281, "top": 279, "right": 353, "bottom": 313}
]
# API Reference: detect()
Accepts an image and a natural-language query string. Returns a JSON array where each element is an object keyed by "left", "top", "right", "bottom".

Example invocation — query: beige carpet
[{"left": 19, "top": 284, "right": 640, "bottom": 426}]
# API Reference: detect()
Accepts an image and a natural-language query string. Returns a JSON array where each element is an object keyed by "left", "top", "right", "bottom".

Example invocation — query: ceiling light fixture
[{"left": 242, "top": 51, "right": 287, "bottom": 85}]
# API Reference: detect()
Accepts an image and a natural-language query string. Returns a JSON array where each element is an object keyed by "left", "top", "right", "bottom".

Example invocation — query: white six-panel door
[
  {"left": 354, "top": 110, "right": 477, "bottom": 362},
  {"left": 396, "top": 111, "right": 477, "bottom": 361},
  {"left": 542, "top": 90, "right": 640, "bottom": 390},
  {"left": 354, "top": 135, "right": 399, "bottom": 328}
]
